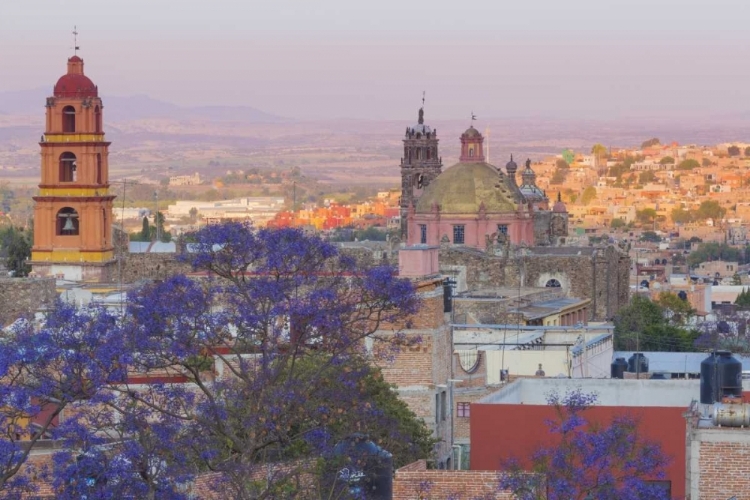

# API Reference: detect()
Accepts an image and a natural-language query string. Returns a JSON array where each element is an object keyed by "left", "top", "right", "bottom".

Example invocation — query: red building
[{"left": 470, "top": 378, "right": 700, "bottom": 499}]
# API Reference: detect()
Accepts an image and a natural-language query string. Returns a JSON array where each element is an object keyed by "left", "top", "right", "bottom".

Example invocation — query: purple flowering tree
[
  {"left": 498, "top": 389, "right": 671, "bottom": 500},
  {"left": 1, "top": 224, "right": 423, "bottom": 499}
]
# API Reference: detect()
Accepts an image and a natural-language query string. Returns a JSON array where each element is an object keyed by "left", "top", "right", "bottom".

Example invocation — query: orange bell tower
[{"left": 31, "top": 54, "right": 115, "bottom": 281}]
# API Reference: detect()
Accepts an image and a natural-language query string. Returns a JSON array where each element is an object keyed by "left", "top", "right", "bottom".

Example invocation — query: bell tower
[
  {"left": 31, "top": 54, "right": 115, "bottom": 281},
  {"left": 400, "top": 106, "right": 442, "bottom": 240}
]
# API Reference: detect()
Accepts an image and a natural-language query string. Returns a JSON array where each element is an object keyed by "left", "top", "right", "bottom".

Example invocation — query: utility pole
[{"left": 154, "top": 191, "right": 160, "bottom": 242}]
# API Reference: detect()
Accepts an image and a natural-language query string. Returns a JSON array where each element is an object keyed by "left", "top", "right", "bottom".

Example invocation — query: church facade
[{"left": 403, "top": 117, "right": 568, "bottom": 250}]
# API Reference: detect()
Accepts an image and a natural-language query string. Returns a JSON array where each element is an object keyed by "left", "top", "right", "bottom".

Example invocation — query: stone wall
[
  {"left": 0, "top": 277, "right": 56, "bottom": 326},
  {"left": 115, "top": 253, "right": 193, "bottom": 284},
  {"left": 438, "top": 245, "right": 630, "bottom": 321},
  {"left": 393, "top": 460, "right": 538, "bottom": 499}
]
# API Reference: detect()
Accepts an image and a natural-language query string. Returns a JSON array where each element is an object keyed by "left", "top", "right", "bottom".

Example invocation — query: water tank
[
  {"left": 700, "top": 351, "right": 743, "bottom": 404},
  {"left": 627, "top": 353, "right": 649, "bottom": 374},
  {"left": 713, "top": 403, "right": 750, "bottom": 427},
  {"left": 326, "top": 434, "right": 392, "bottom": 499},
  {"left": 611, "top": 358, "right": 627, "bottom": 379}
]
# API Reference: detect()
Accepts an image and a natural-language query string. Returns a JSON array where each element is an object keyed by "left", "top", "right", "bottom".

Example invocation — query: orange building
[{"left": 31, "top": 55, "right": 115, "bottom": 281}]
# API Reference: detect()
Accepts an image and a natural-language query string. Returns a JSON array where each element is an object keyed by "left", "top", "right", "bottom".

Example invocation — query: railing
[{"left": 42, "top": 133, "right": 105, "bottom": 143}]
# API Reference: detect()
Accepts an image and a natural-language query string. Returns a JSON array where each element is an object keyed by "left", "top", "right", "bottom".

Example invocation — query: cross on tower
[
  {"left": 422, "top": 91, "right": 425, "bottom": 108},
  {"left": 72, "top": 26, "right": 80, "bottom": 55}
]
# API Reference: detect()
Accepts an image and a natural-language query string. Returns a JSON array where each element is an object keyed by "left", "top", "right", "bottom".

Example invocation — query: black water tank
[
  {"left": 627, "top": 353, "right": 649, "bottom": 373},
  {"left": 611, "top": 357, "right": 628, "bottom": 379},
  {"left": 326, "top": 434, "right": 392, "bottom": 499},
  {"left": 700, "top": 351, "right": 743, "bottom": 404}
]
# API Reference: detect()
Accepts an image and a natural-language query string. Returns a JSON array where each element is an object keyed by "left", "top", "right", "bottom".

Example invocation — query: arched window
[
  {"left": 94, "top": 106, "right": 102, "bottom": 133},
  {"left": 469, "top": 147, "right": 474, "bottom": 157},
  {"left": 416, "top": 149, "right": 421, "bottom": 160},
  {"left": 62, "top": 106, "right": 76, "bottom": 133},
  {"left": 57, "top": 207, "right": 79, "bottom": 235},
  {"left": 59, "top": 152, "right": 77, "bottom": 182},
  {"left": 96, "top": 153, "right": 102, "bottom": 184},
  {"left": 545, "top": 279, "right": 562, "bottom": 288},
  {"left": 426, "top": 148, "right": 431, "bottom": 160}
]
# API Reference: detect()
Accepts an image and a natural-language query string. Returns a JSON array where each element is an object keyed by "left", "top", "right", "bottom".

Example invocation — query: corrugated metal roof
[{"left": 613, "top": 351, "right": 750, "bottom": 374}]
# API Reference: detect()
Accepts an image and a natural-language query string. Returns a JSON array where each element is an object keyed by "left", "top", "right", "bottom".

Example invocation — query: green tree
[
  {"left": 608, "top": 163, "right": 629, "bottom": 179},
  {"left": 550, "top": 168, "right": 567, "bottom": 185},
  {"left": 728, "top": 145, "right": 741, "bottom": 157},
  {"left": 702, "top": 158, "right": 712, "bottom": 167},
  {"left": 677, "top": 159, "right": 700, "bottom": 170},
  {"left": 655, "top": 291, "right": 695, "bottom": 326},
  {"left": 0, "top": 226, "right": 31, "bottom": 277},
  {"left": 614, "top": 295, "right": 698, "bottom": 351},
  {"left": 687, "top": 242, "right": 741, "bottom": 267},
  {"left": 591, "top": 143, "right": 607, "bottom": 168},
  {"left": 640, "top": 138, "right": 660, "bottom": 149},
  {"left": 659, "top": 156, "right": 675, "bottom": 165},
  {"left": 140, "top": 216, "right": 150, "bottom": 241},
  {"left": 638, "top": 171, "right": 656, "bottom": 184},
  {"left": 610, "top": 218, "right": 627, "bottom": 229},
  {"left": 695, "top": 200, "right": 726, "bottom": 221},
  {"left": 580, "top": 186, "right": 597, "bottom": 205},
  {"left": 736, "top": 288, "right": 750, "bottom": 307},
  {"left": 639, "top": 231, "right": 661, "bottom": 243},
  {"left": 732, "top": 273, "right": 743, "bottom": 286},
  {"left": 671, "top": 207, "right": 693, "bottom": 224},
  {"left": 561, "top": 149, "right": 574, "bottom": 165},
  {"left": 189, "top": 207, "right": 198, "bottom": 224},
  {"left": 745, "top": 146, "right": 750, "bottom": 157},
  {"left": 636, "top": 208, "right": 657, "bottom": 225}
]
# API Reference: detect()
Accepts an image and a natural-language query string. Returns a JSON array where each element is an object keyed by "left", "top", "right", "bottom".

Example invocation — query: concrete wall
[{"left": 480, "top": 378, "right": 700, "bottom": 407}]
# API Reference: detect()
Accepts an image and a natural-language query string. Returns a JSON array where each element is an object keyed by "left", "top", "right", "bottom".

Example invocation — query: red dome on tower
[{"left": 53, "top": 55, "right": 98, "bottom": 98}]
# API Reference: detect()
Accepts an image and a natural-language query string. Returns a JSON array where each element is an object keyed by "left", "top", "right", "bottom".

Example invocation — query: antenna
[{"left": 72, "top": 26, "right": 80, "bottom": 55}]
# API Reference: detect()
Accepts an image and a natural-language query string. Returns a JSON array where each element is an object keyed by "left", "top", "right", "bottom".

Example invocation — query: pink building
[{"left": 405, "top": 126, "right": 568, "bottom": 249}]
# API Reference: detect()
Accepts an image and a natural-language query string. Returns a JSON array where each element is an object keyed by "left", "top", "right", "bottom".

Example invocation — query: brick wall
[
  {"left": 393, "top": 460, "right": 540, "bottom": 499},
  {"left": 0, "top": 277, "right": 56, "bottom": 326},
  {"left": 687, "top": 425, "right": 750, "bottom": 500}
]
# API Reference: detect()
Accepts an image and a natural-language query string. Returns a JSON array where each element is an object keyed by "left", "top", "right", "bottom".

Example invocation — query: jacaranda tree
[
  {"left": 0, "top": 223, "right": 423, "bottom": 499},
  {"left": 499, "top": 389, "right": 671, "bottom": 500}
]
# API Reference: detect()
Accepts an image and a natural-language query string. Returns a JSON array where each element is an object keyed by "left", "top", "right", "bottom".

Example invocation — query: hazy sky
[{"left": 2, "top": 0, "right": 749, "bottom": 120}]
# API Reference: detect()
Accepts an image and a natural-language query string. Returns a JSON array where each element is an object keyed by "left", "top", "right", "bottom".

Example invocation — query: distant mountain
[{"left": 0, "top": 88, "right": 288, "bottom": 124}]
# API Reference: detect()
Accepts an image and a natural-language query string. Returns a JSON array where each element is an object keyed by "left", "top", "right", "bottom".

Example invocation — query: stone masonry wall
[
  {"left": 439, "top": 246, "right": 630, "bottom": 321},
  {"left": 116, "top": 253, "right": 192, "bottom": 284},
  {"left": 393, "top": 460, "right": 536, "bottom": 499},
  {"left": 0, "top": 277, "right": 56, "bottom": 326}
]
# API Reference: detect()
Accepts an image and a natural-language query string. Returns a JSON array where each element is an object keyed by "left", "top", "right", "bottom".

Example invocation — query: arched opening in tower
[
  {"left": 59, "top": 152, "right": 77, "bottom": 182},
  {"left": 57, "top": 207, "right": 80, "bottom": 236},
  {"left": 62, "top": 106, "right": 76, "bottom": 133},
  {"left": 96, "top": 153, "right": 102, "bottom": 184},
  {"left": 94, "top": 106, "right": 102, "bottom": 133}
]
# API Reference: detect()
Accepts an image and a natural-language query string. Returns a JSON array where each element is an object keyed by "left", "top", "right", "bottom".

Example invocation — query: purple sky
[{"left": 2, "top": 0, "right": 749, "bottom": 120}]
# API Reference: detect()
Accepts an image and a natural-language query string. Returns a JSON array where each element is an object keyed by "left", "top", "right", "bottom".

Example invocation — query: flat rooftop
[{"left": 479, "top": 377, "right": 701, "bottom": 407}]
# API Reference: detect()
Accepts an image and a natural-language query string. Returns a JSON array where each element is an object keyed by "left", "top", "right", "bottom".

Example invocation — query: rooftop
[{"left": 479, "top": 377, "right": 701, "bottom": 407}]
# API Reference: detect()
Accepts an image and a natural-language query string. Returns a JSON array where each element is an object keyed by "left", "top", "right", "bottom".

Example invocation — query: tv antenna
[{"left": 72, "top": 26, "right": 80, "bottom": 55}]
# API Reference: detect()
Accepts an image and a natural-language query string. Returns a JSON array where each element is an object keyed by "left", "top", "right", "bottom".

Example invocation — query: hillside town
[{"left": 3, "top": 22, "right": 750, "bottom": 500}]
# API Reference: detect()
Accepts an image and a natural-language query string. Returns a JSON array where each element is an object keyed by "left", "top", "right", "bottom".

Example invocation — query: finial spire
[
  {"left": 558, "top": 191, "right": 562, "bottom": 202},
  {"left": 471, "top": 111, "right": 477, "bottom": 125},
  {"left": 422, "top": 90, "right": 425, "bottom": 108},
  {"left": 72, "top": 26, "right": 80, "bottom": 55}
]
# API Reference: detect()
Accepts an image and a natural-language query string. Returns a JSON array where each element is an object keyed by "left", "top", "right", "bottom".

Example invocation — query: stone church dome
[
  {"left": 415, "top": 161, "right": 517, "bottom": 214},
  {"left": 54, "top": 55, "right": 98, "bottom": 98}
]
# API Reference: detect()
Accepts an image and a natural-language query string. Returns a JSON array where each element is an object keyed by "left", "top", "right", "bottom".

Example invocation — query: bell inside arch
[{"left": 62, "top": 217, "right": 76, "bottom": 232}]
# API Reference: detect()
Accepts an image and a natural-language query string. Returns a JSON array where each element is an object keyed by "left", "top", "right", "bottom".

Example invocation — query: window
[
  {"left": 545, "top": 279, "right": 562, "bottom": 288},
  {"left": 59, "top": 152, "right": 77, "bottom": 182},
  {"left": 96, "top": 153, "right": 102, "bottom": 184},
  {"left": 419, "top": 224, "right": 427, "bottom": 244},
  {"left": 469, "top": 147, "right": 474, "bottom": 157},
  {"left": 440, "top": 391, "right": 447, "bottom": 421},
  {"left": 497, "top": 224, "right": 508, "bottom": 235},
  {"left": 62, "top": 105, "right": 76, "bottom": 132},
  {"left": 457, "top": 402, "right": 470, "bottom": 418},
  {"left": 57, "top": 207, "right": 79, "bottom": 235},
  {"left": 453, "top": 225, "right": 465, "bottom": 244},
  {"left": 94, "top": 106, "right": 102, "bottom": 133}
]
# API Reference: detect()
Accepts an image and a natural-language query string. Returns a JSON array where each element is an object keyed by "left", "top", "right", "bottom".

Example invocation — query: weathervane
[
  {"left": 471, "top": 111, "right": 477, "bottom": 126},
  {"left": 72, "top": 26, "right": 80, "bottom": 55},
  {"left": 422, "top": 91, "right": 426, "bottom": 108}
]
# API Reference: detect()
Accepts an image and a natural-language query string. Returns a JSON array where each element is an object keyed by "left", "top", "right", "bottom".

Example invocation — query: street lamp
[{"left": 153, "top": 191, "right": 160, "bottom": 242}]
